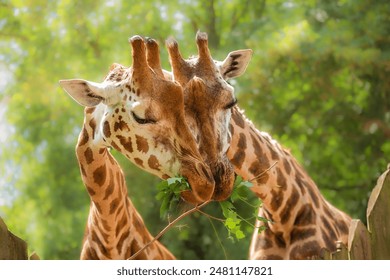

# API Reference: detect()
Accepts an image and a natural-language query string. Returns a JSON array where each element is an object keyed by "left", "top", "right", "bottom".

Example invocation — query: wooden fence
[
  {"left": 321, "top": 166, "right": 390, "bottom": 260},
  {"left": 0, "top": 216, "right": 39, "bottom": 260}
]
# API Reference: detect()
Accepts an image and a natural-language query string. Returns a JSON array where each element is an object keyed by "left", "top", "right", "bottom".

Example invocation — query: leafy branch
[
  {"left": 155, "top": 176, "right": 190, "bottom": 219},
  {"left": 130, "top": 175, "right": 271, "bottom": 259},
  {"left": 128, "top": 200, "right": 210, "bottom": 260}
]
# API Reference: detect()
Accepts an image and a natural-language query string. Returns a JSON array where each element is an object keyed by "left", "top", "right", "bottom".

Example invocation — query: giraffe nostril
[{"left": 195, "top": 161, "right": 214, "bottom": 183}]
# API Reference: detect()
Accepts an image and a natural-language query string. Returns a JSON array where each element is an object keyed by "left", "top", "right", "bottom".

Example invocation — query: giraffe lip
[{"left": 180, "top": 162, "right": 215, "bottom": 203}]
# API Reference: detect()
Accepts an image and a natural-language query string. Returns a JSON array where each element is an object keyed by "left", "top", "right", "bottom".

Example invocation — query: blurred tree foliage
[{"left": 0, "top": 0, "right": 389, "bottom": 259}]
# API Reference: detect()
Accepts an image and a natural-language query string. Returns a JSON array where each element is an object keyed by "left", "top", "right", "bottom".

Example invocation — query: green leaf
[
  {"left": 240, "top": 180, "right": 253, "bottom": 188},
  {"left": 167, "top": 177, "right": 182, "bottom": 185},
  {"left": 219, "top": 201, "right": 235, "bottom": 218},
  {"left": 258, "top": 225, "right": 268, "bottom": 233},
  {"left": 233, "top": 175, "right": 243, "bottom": 188},
  {"left": 156, "top": 176, "right": 191, "bottom": 219},
  {"left": 234, "top": 229, "right": 245, "bottom": 240},
  {"left": 159, "top": 196, "right": 170, "bottom": 219},
  {"left": 225, "top": 217, "right": 238, "bottom": 230},
  {"left": 257, "top": 216, "right": 271, "bottom": 223}
]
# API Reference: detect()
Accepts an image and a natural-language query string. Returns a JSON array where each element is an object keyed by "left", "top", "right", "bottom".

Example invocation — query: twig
[
  {"left": 128, "top": 200, "right": 211, "bottom": 260},
  {"left": 249, "top": 161, "right": 278, "bottom": 182},
  {"left": 208, "top": 217, "right": 228, "bottom": 259},
  {"left": 196, "top": 209, "right": 226, "bottom": 222},
  {"left": 235, "top": 212, "right": 257, "bottom": 229}
]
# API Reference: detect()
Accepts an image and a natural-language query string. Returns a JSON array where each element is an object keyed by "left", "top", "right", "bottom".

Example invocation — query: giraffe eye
[
  {"left": 132, "top": 112, "right": 156, "bottom": 125},
  {"left": 224, "top": 98, "right": 238, "bottom": 110}
]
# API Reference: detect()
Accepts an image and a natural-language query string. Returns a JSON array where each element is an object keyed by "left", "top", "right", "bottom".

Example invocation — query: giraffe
[
  {"left": 168, "top": 33, "right": 351, "bottom": 259},
  {"left": 60, "top": 36, "right": 219, "bottom": 204},
  {"left": 75, "top": 108, "right": 175, "bottom": 259},
  {"left": 160, "top": 105, "right": 350, "bottom": 260},
  {"left": 58, "top": 36, "right": 223, "bottom": 259},
  {"left": 226, "top": 107, "right": 351, "bottom": 259},
  {"left": 166, "top": 31, "right": 253, "bottom": 201}
]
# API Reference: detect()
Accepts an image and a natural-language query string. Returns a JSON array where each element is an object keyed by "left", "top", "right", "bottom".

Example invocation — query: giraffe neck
[
  {"left": 76, "top": 109, "right": 174, "bottom": 260},
  {"left": 227, "top": 107, "right": 351, "bottom": 259}
]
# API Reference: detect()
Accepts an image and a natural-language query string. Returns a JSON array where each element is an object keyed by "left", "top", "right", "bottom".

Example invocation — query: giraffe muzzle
[
  {"left": 210, "top": 158, "right": 235, "bottom": 201},
  {"left": 180, "top": 160, "right": 215, "bottom": 204}
]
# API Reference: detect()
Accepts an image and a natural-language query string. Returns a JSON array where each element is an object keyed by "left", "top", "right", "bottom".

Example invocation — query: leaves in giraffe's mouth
[
  {"left": 156, "top": 176, "right": 190, "bottom": 219},
  {"left": 155, "top": 175, "right": 268, "bottom": 241}
]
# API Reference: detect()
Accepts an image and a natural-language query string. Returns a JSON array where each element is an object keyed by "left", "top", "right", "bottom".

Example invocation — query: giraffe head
[
  {"left": 59, "top": 36, "right": 215, "bottom": 203},
  {"left": 166, "top": 32, "right": 252, "bottom": 201}
]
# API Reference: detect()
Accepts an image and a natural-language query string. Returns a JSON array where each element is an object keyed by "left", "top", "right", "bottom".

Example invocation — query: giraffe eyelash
[
  {"left": 224, "top": 98, "right": 238, "bottom": 110},
  {"left": 131, "top": 112, "right": 156, "bottom": 125}
]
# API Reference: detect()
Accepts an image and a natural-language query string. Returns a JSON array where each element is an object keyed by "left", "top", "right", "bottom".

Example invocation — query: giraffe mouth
[
  {"left": 209, "top": 159, "right": 235, "bottom": 201},
  {"left": 179, "top": 160, "right": 215, "bottom": 204}
]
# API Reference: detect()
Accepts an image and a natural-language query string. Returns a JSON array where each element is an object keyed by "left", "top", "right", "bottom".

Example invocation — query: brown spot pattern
[
  {"left": 289, "top": 241, "right": 321, "bottom": 259},
  {"left": 230, "top": 150, "right": 246, "bottom": 170},
  {"left": 294, "top": 174, "right": 307, "bottom": 196},
  {"left": 274, "top": 231, "right": 286, "bottom": 248},
  {"left": 109, "top": 197, "right": 120, "bottom": 215},
  {"left": 265, "top": 254, "right": 283, "bottom": 260},
  {"left": 270, "top": 188, "right": 284, "bottom": 211},
  {"left": 294, "top": 204, "right": 316, "bottom": 226},
  {"left": 337, "top": 219, "right": 350, "bottom": 235},
  {"left": 85, "top": 107, "right": 95, "bottom": 114},
  {"left": 148, "top": 155, "right": 160, "bottom": 171},
  {"left": 232, "top": 109, "right": 246, "bottom": 128},
  {"left": 321, "top": 230, "right": 337, "bottom": 251},
  {"left": 117, "top": 230, "right": 131, "bottom": 256},
  {"left": 280, "top": 188, "right": 299, "bottom": 224},
  {"left": 84, "top": 147, "right": 94, "bottom": 164},
  {"left": 79, "top": 127, "right": 89, "bottom": 146},
  {"left": 306, "top": 185, "right": 320, "bottom": 208},
  {"left": 276, "top": 167, "right": 287, "bottom": 187},
  {"left": 321, "top": 216, "right": 337, "bottom": 241},
  {"left": 115, "top": 212, "right": 128, "bottom": 236},
  {"left": 283, "top": 158, "right": 291, "bottom": 175},
  {"left": 103, "top": 172, "right": 115, "bottom": 200},
  {"left": 94, "top": 202, "right": 102, "bottom": 213},
  {"left": 91, "top": 229, "right": 110, "bottom": 259},
  {"left": 93, "top": 164, "right": 107, "bottom": 186},
  {"left": 134, "top": 158, "right": 143, "bottom": 167},
  {"left": 237, "top": 133, "right": 247, "bottom": 150},
  {"left": 130, "top": 241, "right": 147, "bottom": 260},
  {"left": 100, "top": 218, "right": 111, "bottom": 232},
  {"left": 114, "top": 120, "right": 129, "bottom": 132},
  {"left": 117, "top": 135, "right": 133, "bottom": 153},
  {"left": 87, "top": 186, "right": 96, "bottom": 196},
  {"left": 290, "top": 227, "right": 316, "bottom": 244},
  {"left": 85, "top": 247, "right": 99, "bottom": 260},
  {"left": 136, "top": 135, "right": 149, "bottom": 153},
  {"left": 103, "top": 121, "right": 111, "bottom": 138}
]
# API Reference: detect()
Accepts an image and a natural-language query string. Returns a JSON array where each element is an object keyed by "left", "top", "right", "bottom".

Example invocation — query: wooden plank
[
  {"left": 348, "top": 219, "right": 372, "bottom": 259},
  {"left": 366, "top": 167, "right": 390, "bottom": 259},
  {"left": 29, "top": 252, "right": 41, "bottom": 260},
  {"left": 332, "top": 241, "right": 349, "bottom": 260},
  {"left": 0, "top": 217, "right": 28, "bottom": 260},
  {"left": 319, "top": 248, "right": 332, "bottom": 260}
]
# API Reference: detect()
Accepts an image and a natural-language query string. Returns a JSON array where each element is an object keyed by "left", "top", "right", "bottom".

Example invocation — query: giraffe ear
[
  {"left": 218, "top": 49, "right": 253, "bottom": 80},
  {"left": 59, "top": 79, "right": 114, "bottom": 107}
]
